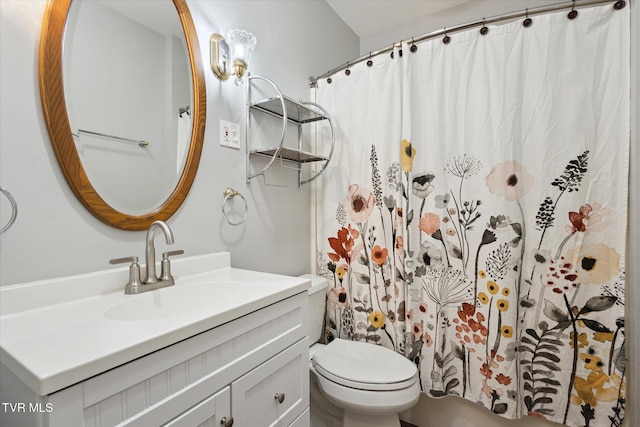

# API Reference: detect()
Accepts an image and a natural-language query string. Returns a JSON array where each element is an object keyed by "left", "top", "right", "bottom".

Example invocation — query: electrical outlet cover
[{"left": 219, "top": 120, "right": 240, "bottom": 149}]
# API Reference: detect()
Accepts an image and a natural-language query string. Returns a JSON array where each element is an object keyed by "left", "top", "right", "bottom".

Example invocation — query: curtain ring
[
  {"left": 0, "top": 187, "right": 18, "bottom": 235},
  {"left": 568, "top": 1, "right": 578, "bottom": 19},
  {"left": 613, "top": 0, "right": 626, "bottom": 10},
  {"left": 523, "top": 9, "right": 533, "bottom": 27},
  {"left": 367, "top": 52, "right": 373, "bottom": 67},
  {"left": 222, "top": 188, "right": 248, "bottom": 226},
  {"left": 410, "top": 37, "right": 418, "bottom": 53},
  {"left": 345, "top": 61, "right": 351, "bottom": 76},
  {"left": 442, "top": 28, "right": 450, "bottom": 44},
  {"left": 480, "top": 18, "right": 489, "bottom": 35}
]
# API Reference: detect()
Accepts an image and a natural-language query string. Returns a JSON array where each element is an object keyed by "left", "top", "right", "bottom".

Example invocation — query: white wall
[{"left": 0, "top": 0, "right": 359, "bottom": 285}]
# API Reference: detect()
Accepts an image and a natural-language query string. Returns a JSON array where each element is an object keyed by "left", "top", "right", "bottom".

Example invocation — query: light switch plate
[{"left": 220, "top": 120, "right": 240, "bottom": 149}]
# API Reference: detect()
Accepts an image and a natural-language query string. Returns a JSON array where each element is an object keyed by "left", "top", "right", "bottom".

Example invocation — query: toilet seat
[{"left": 312, "top": 338, "right": 418, "bottom": 391}]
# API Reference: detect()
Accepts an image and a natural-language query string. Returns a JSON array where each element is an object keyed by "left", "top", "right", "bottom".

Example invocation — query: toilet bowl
[{"left": 303, "top": 275, "right": 420, "bottom": 427}]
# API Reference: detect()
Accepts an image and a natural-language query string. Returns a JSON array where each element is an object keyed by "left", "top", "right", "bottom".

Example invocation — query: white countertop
[{"left": 0, "top": 253, "right": 310, "bottom": 396}]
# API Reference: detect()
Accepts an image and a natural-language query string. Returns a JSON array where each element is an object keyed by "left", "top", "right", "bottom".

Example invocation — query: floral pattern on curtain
[{"left": 315, "top": 4, "right": 629, "bottom": 427}]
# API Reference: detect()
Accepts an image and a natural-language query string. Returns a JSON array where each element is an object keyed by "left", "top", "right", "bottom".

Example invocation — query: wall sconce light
[{"left": 210, "top": 29, "right": 257, "bottom": 85}]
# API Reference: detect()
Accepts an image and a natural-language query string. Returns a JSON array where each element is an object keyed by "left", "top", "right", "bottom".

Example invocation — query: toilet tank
[{"left": 300, "top": 274, "right": 328, "bottom": 345}]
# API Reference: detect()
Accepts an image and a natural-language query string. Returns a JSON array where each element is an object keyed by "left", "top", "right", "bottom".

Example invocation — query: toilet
[{"left": 303, "top": 275, "right": 421, "bottom": 427}]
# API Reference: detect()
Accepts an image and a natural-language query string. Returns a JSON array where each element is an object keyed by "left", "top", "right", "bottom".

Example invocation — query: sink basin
[{"left": 105, "top": 281, "right": 244, "bottom": 321}]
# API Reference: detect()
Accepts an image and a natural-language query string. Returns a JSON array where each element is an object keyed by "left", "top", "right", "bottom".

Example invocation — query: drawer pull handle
[
  {"left": 274, "top": 393, "right": 285, "bottom": 404},
  {"left": 220, "top": 416, "right": 234, "bottom": 427}
]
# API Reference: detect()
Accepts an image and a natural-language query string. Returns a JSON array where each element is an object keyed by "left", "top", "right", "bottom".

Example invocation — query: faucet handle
[
  {"left": 110, "top": 256, "right": 143, "bottom": 293},
  {"left": 110, "top": 256, "right": 138, "bottom": 265},
  {"left": 163, "top": 250, "right": 185, "bottom": 258},
  {"left": 160, "top": 250, "right": 184, "bottom": 282}
]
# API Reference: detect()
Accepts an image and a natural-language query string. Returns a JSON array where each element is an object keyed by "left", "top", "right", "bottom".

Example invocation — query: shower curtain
[{"left": 315, "top": 4, "right": 629, "bottom": 427}]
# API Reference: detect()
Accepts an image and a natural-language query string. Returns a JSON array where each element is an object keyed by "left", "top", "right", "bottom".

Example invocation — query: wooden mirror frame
[{"left": 39, "top": 0, "right": 206, "bottom": 230}]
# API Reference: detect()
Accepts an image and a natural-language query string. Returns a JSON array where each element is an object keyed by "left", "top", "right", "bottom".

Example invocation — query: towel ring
[
  {"left": 0, "top": 186, "right": 18, "bottom": 235},
  {"left": 222, "top": 188, "right": 248, "bottom": 226}
]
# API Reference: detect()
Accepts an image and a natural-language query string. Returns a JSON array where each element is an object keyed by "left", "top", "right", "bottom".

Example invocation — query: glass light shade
[{"left": 226, "top": 29, "right": 256, "bottom": 83}]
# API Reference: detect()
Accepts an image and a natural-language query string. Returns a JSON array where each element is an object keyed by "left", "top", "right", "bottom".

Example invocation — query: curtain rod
[{"left": 309, "top": 0, "right": 624, "bottom": 87}]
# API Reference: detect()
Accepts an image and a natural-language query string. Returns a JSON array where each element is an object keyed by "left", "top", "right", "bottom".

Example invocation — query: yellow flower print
[
  {"left": 501, "top": 325, "right": 513, "bottom": 338},
  {"left": 478, "top": 270, "right": 487, "bottom": 279},
  {"left": 570, "top": 332, "right": 589, "bottom": 349},
  {"left": 336, "top": 264, "right": 347, "bottom": 280},
  {"left": 401, "top": 139, "right": 416, "bottom": 172},
  {"left": 580, "top": 352, "right": 605, "bottom": 372},
  {"left": 487, "top": 281, "right": 499, "bottom": 295},
  {"left": 572, "top": 371, "right": 621, "bottom": 407},
  {"left": 496, "top": 299, "right": 509, "bottom": 311},
  {"left": 593, "top": 331, "right": 615, "bottom": 343},
  {"left": 478, "top": 292, "right": 489, "bottom": 305},
  {"left": 369, "top": 310, "right": 386, "bottom": 328},
  {"left": 573, "top": 373, "right": 603, "bottom": 407},
  {"left": 501, "top": 287, "right": 510, "bottom": 297},
  {"left": 573, "top": 351, "right": 626, "bottom": 405}
]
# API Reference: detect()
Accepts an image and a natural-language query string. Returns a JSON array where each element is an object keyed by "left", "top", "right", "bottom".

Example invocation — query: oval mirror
[{"left": 39, "top": 0, "right": 205, "bottom": 230}]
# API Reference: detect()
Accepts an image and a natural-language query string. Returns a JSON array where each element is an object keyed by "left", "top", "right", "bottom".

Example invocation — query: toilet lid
[{"left": 312, "top": 339, "right": 418, "bottom": 391}]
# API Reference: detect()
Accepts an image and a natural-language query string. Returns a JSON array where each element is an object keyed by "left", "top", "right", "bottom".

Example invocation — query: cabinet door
[
  {"left": 232, "top": 339, "right": 309, "bottom": 427},
  {"left": 163, "top": 386, "right": 231, "bottom": 427},
  {"left": 289, "top": 408, "right": 310, "bottom": 427}
]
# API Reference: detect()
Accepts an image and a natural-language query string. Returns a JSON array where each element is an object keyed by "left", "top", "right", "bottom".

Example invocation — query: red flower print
[
  {"left": 454, "top": 303, "right": 488, "bottom": 350},
  {"left": 544, "top": 257, "right": 579, "bottom": 294},
  {"left": 347, "top": 224, "right": 360, "bottom": 239},
  {"left": 566, "top": 203, "right": 605, "bottom": 233},
  {"left": 458, "top": 302, "right": 475, "bottom": 321},
  {"left": 372, "top": 245, "right": 389, "bottom": 266},
  {"left": 424, "top": 331, "right": 433, "bottom": 347},
  {"left": 328, "top": 227, "right": 355, "bottom": 263},
  {"left": 528, "top": 411, "right": 547, "bottom": 419},
  {"left": 412, "top": 322, "right": 423, "bottom": 340},
  {"left": 495, "top": 373, "right": 512, "bottom": 385},
  {"left": 480, "top": 363, "right": 493, "bottom": 379},
  {"left": 419, "top": 212, "right": 441, "bottom": 235}
]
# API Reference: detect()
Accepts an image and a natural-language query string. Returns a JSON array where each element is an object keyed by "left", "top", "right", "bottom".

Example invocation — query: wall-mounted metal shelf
[
  {"left": 251, "top": 96, "right": 328, "bottom": 124},
  {"left": 246, "top": 75, "right": 334, "bottom": 186},
  {"left": 250, "top": 147, "right": 330, "bottom": 163}
]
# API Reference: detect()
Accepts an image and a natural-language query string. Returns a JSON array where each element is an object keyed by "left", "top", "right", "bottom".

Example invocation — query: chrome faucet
[
  {"left": 110, "top": 220, "right": 184, "bottom": 294},
  {"left": 144, "top": 220, "right": 174, "bottom": 284}
]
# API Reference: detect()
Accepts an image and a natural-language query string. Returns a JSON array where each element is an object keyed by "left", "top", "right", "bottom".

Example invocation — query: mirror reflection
[{"left": 63, "top": 0, "right": 192, "bottom": 215}]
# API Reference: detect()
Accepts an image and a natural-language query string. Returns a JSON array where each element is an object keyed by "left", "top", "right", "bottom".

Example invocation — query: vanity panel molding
[{"left": 42, "top": 293, "right": 309, "bottom": 427}]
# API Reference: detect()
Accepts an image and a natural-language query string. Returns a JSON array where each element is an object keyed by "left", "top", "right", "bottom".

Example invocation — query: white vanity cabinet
[{"left": 40, "top": 292, "right": 309, "bottom": 427}]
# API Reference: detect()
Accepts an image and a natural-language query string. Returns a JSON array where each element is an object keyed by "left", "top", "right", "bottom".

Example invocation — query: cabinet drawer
[
  {"left": 232, "top": 339, "right": 309, "bottom": 427},
  {"left": 163, "top": 386, "right": 230, "bottom": 427}
]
